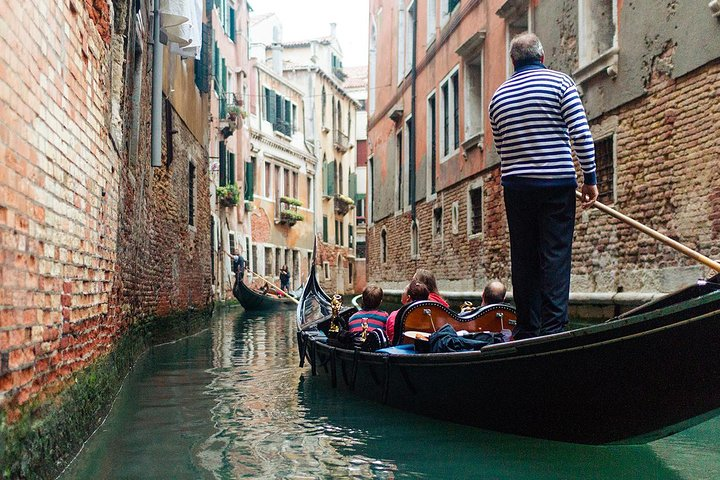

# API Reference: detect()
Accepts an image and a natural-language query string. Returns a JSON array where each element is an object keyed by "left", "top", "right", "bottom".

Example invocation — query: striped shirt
[
  {"left": 489, "top": 62, "right": 596, "bottom": 188},
  {"left": 348, "top": 309, "right": 389, "bottom": 333}
]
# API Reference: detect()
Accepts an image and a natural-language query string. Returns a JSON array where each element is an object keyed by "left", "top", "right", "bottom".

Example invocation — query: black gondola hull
[
  {"left": 299, "top": 280, "right": 720, "bottom": 444},
  {"left": 233, "top": 279, "right": 296, "bottom": 311}
]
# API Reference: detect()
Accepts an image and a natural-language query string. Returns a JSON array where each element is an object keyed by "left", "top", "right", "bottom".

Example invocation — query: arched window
[{"left": 410, "top": 221, "right": 419, "bottom": 258}]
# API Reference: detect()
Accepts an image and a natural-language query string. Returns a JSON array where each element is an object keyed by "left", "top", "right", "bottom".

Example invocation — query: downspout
[
  {"left": 409, "top": 2, "right": 418, "bottom": 220},
  {"left": 151, "top": 0, "right": 163, "bottom": 167}
]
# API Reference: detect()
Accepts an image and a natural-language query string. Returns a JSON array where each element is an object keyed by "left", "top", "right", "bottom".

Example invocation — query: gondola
[
  {"left": 296, "top": 264, "right": 720, "bottom": 445},
  {"left": 233, "top": 277, "right": 296, "bottom": 311}
]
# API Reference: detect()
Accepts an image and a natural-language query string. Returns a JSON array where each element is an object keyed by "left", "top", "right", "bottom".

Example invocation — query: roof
[
  {"left": 343, "top": 66, "right": 368, "bottom": 89},
  {"left": 282, "top": 36, "right": 332, "bottom": 48}
]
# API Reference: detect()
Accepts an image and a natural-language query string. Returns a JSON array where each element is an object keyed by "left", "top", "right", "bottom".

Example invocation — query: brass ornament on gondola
[{"left": 329, "top": 294, "right": 343, "bottom": 333}]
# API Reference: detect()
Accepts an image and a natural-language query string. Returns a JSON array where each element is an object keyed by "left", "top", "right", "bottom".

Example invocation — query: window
[
  {"left": 410, "top": 221, "right": 420, "bottom": 259},
  {"left": 396, "top": 130, "right": 403, "bottom": 211},
  {"left": 219, "top": 141, "right": 227, "bottom": 186},
  {"left": 323, "top": 261, "right": 330, "bottom": 280},
  {"left": 468, "top": 184, "right": 483, "bottom": 236},
  {"left": 402, "top": 116, "right": 412, "bottom": 208},
  {"left": 505, "top": 5, "right": 532, "bottom": 77},
  {"left": 427, "top": 92, "right": 437, "bottom": 196},
  {"left": 275, "top": 249, "right": 281, "bottom": 276},
  {"left": 427, "top": 0, "right": 436, "bottom": 45},
  {"left": 369, "top": 13, "right": 379, "bottom": 114},
  {"left": 292, "top": 171, "right": 299, "bottom": 199},
  {"left": 335, "top": 220, "right": 340, "bottom": 245},
  {"left": 264, "top": 247, "right": 273, "bottom": 276},
  {"left": 338, "top": 164, "right": 344, "bottom": 195},
  {"left": 460, "top": 37, "right": 484, "bottom": 145},
  {"left": 349, "top": 262, "right": 354, "bottom": 282},
  {"left": 356, "top": 240, "right": 367, "bottom": 258},
  {"left": 188, "top": 162, "right": 196, "bottom": 226},
  {"left": 252, "top": 245, "right": 258, "bottom": 273},
  {"left": 349, "top": 225, "right": 354, "bottom": 248},
  {"left": 307, "top": 177, "right": 313, "bottom": 209},
  {"left": 404, "top": 2, "right": 415, "bottom": 76},
  {"left": 229, "top": 232, "right": 237, "bottom": 255},
  {"left": 451, "top": 202, "right": 459, "bottom": 234},
  {"left": 433, "top": 206, "right": 443, "bottom": 239},
  {"left": 578, "top": 0, "right": 617, "bottom": 68},
  {"left": 264, "top": 161, "right": 271, "bottom": 197},
  {"left": 440, "top": 68, "right": 459, "bottom": 160},
  {"left": 595, "top": 135, "right": 615, "bottom": 203},
  {"left": 356, "top": 197, "right": 366, "bottom": 224},
  {"left": 397, "top": 0, "right": 405, "bottom": 84},
  {"left": 323, "top": 216, "right": 329, "bottom": 242},
  {"left": 321, "top": 86, "right": 327, "bottom": 126},
  {"left": 441, "top": 0, "right": 460, "bottom": 26},
  {"left": 245, "top": 157, "right": 255, "bottom": 201},
  {"left": 368, "top": 156, "right": 374, "bottom": 224},
  {"left": 380, "top": 229, "right": 388, "bottom": 263},
  {"left": 340, "top": 222, "right": 344, "bottom": 246},
  {"left": 227, "top": 152, "right": 236, "bottom": 185}
]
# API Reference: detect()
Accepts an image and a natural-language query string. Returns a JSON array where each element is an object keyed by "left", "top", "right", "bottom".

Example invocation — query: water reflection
[{"left": 61, "top": 306, "right": 720, "bottom": 480}]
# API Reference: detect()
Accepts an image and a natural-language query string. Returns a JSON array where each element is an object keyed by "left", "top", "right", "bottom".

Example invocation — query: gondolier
[{"left": 489, "top": 32, "right": 599, "bottom": 339}]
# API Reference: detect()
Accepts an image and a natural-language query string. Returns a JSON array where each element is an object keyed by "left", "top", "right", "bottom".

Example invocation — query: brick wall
[
  {"left": 0, "top": 0, "right": 213, "bottom": 413},
  {"left": 369, "top": 59, "right": 720, "bottom": 298},
  {"left": 0, "top": 0, "right": 120, "bottom": 407}
]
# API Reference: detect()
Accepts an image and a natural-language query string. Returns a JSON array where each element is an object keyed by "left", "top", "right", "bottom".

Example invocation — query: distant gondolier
[
  {"left": 227, "top": 249, "right": 246, "bottom": 283},
  {"left": 489, "top": 32, "right": 599, "bottom": 339}
]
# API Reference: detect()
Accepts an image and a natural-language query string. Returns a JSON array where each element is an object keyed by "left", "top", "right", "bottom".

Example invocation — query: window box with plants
[
  {"left": 280, "top": 196, "right": 303, "bottom": 209},
  {"left": 334, "top": 193, "right": 355, "bottom": 216},
  {"left": 279, "top": 210, "right": 304, "bottom": 226},
  {"left": 217, "top": 184, "right": 240, "bottom": 207}
]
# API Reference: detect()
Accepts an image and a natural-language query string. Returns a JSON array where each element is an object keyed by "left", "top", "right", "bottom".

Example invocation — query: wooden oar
[
  {"left": 576, "top": 191, "right": 720, "bottom": 273},
  {"left": 248, "top": 269, "right": 300, "bottom": 304}
]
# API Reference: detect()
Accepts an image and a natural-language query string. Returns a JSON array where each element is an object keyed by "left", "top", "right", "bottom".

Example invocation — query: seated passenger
[
  {"left": 412, "top": 268, "right": 449, "bottom": 308},
  {"left": 481, "top": 280, "right": 507, "bottom": 306},
  {"left": 386, "top": 280, "right": 430, "bottom": 343},
  {"left": 347, "top": 285, "right": 389, "bottom": 333}
]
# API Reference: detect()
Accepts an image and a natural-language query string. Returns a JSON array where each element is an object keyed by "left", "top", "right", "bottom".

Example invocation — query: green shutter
[
  {"left": 219, "top": 142, "right": 227, "bottom": 186},
  {"left": 194, "top": 23, "right": 212, "bottom": 93},
  {"left": 229, "top": 7, "right": 236, "bottom": 41},
  {"left": 213, "top": 43, "right": 219, "bottom": 93},
  {"left": 322, "top": 216, "right": 328, "bottom": 242},
  {"left": 228, "top": 152, "right": 235, "bottom": 185},
  {"left": 220, "top": 59, "right": 227, "bottom": 117},
  {"left": 349, "top": 172, "right": 357, "bottom": 200},
  {"left": 245, "top": 159, "right": 255, "bottom": 200},
  {"left": 267, "top": 90, "right": 277, "bottom": 123},
  {"left": 329, "top": 161, "right": 336, "bottom": 195}
]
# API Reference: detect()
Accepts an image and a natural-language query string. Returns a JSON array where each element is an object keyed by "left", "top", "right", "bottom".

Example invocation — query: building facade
[
  {"left": 0, "top": 0, "right": 212, "bottom": 431},
  {"left": 279, "top": 26, "right": 361, "bottom": 295},
  {"left": 367, "top": 0, "right": 720, "bottom": 309},
  {"left": 208, "top": 0, "right": 253, "bottom": 300}
]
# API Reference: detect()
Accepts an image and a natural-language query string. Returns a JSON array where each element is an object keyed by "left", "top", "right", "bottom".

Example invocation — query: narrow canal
[{"left": 60, "top": 306, "right": 720, "bottom": 479}]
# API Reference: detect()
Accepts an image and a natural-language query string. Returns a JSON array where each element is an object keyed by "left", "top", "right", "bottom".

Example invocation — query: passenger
[
  {"left": 481, "top": 280, "right": 507, "bottom": 306},
  {"left": 412, "top": 268, "right": 449, "bottom": 307},
  {"left": 386, "top": 280, "right": 430, "bottom": 343},
  {"left": 347, "top": 284, "right": 389, "bottom": 334},
  {"left": 279, "top": 265, "right": 290, "bottom": 292}
]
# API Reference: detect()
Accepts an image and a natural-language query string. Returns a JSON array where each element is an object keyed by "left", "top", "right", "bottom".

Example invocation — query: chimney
[
  {"left": 330, "top": 22, "right": 337, "bottom": 38},
  {"left": 271, "top": 25, "right": 283, "bottom": 74}
]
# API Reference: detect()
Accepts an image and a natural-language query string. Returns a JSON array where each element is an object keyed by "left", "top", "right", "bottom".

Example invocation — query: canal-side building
[
  {"left": 244, "top": 56, "right": 317, "bottom": 291},
  {"left": 344, "top": 66, "right": 370, "bottom": 293},
  {"left": 278, "top": 25, "right": 361, "bottom": 295},
  {"left": 208, "top": 0, "right": 253, "bottom": 301},
  {"left": 367, "top": 0, "right": 720, "bottom": 311},
  {"left": 0, "top": 0, "right": 214, "bottom": 472}
]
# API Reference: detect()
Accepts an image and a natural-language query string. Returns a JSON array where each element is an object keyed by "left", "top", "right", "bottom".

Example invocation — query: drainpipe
[
  {"left": 409, "top": 3, "right": 418, "bottom": 220},
  {"left": 151, "top": 0, "right": 163, "bottom": 167}
]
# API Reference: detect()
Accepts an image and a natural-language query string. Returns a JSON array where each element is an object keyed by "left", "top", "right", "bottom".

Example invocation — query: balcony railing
[
  {"left": 334, "top": 129, "right": 349, "bottom": 152},
  {"left": 273, "top": 120, "right": 292, "bottom": 137}
]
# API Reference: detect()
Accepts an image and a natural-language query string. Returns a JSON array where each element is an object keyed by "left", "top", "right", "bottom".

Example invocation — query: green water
[{"left": 60, "top": 307, "right": 720, "bottom": 479}]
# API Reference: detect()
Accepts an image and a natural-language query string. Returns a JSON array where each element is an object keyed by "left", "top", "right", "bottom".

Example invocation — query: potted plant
[
  {"left": 334, "top": 193, "right": 355, "bottom": 215},
  {"left": 216, "top": 184, "right": 240, "bottom": 207},
  {"left": 279, "top": 210, "right": 304, "bottom": 226},
  {"left": 226, "top": 104, "right": 241, "bottom": 121},
  {"left": 280, "top": 196, "right": 304, "bottom": 208}
]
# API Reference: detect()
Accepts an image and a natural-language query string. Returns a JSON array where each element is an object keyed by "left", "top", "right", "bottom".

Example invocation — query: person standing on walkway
[{"left": 489, "top": 32, "right": 599, "bottom": 339}]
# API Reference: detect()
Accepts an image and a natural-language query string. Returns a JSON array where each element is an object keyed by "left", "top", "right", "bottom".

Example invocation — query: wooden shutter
[
  {"left": 244, "top": 159, "right": 255, "bottom": 200},
  {"left": 349, "top": 172, "right": 357, "bottom": 200},
  {"left": 266, "top": 89, "right": 276, "bottom": 124},
  {"left": 229, "top": 7, "right": 236, "bottom": 41},
  {"left": 194, "top": 23, "right": 213, "bottom": 93},
  {"left": 219, "top": 142, "right": 227, "bottom": 186},
  {"left": 228, "top": 152, "right": 235, "bottom": 185}
]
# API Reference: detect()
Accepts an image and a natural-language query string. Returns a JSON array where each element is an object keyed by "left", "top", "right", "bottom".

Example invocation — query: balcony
[
  {"left": 333, "top": 129, "right": 349, "bottom": 152},
  {"left": 334, "top": 194, "right": 354, "bottom": 216},
  {"left": 273, "top": 120, "right": 292, "bottom": 138}
]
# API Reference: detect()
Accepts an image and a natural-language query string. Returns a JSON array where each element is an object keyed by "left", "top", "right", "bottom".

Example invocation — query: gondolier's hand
[{"left": 580, "top": 184, "right": 599, "bottom": 209}]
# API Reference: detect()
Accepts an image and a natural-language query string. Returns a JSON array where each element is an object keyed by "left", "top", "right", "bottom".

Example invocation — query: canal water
[{"left": 60, "top": 306, "right": 720, "bottom": 479}]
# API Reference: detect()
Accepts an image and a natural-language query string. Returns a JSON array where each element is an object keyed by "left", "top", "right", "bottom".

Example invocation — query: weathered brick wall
[
  {"left": 0, "top": 0, "right": 120, "bottom": 408},
  {"left": 368, "top": 168, "right": 510, "bottom": 293},
  {"left": 1, "top": 0, "right": 213, "bottom": 413},
  {"left": 317, "top": 237, "right": 351, "bottom": 295},
  {"left": 370, "top": 59, "right": 720, "bottom": 297}
]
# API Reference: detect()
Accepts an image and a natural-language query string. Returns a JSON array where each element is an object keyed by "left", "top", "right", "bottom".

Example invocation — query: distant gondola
[
  {"left": 233, "top": 277, "right": 296, "bottom": 311},
  {"left": 296, "top": 263, "right": 720, "bottom": 445}
]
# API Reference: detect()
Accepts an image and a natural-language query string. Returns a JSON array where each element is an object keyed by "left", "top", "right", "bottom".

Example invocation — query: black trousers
[{"left": 504, "top": 186, "right": 576, "bottom": 339}]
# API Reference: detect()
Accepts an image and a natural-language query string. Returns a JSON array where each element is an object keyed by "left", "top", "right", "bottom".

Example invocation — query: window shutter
[
  {"left": 206, "top": 0, "right": 214, "bottom": 16},
  {"left": 213, "top": 43, "right": 220, "bottom": 93},
  {"left": 228, "top": 152, "right": 235, "bottom": 185},
  {"left": 327, "top": 161, "right": 336, "bottom": 195},
  {"left": 244, "top": 160, "right": 255, "bottom": 200},
  {"left": 219, "top": 142, "right": 227, "bottom": 186},
  {"left": 266, "top": 89, "right": 277, "bottom": 124},
  {"left": 322, "top": 216, "right": 328, "bottom": 242},
  {"left": 220, "top": 59, "right": 227, "bottom": 117},
  {"left": 229, "top": 7, "right": 236, "bottom": 41},
  {"left": 349, "top": 172, "right": 357, "bottom": 200},
  {"left": 194, "top": 23, "right": 213, "bottom": 93}
]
